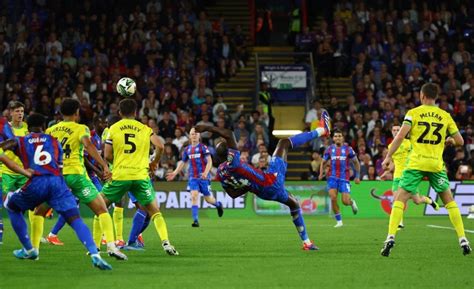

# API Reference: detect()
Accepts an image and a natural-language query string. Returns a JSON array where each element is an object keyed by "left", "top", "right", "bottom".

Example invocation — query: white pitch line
[{"left": 427, "top": 225, "right": 474, "bottom": 234}]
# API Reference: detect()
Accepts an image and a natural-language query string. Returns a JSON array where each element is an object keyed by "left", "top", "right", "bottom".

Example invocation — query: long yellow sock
[
  {"left": 445, "top": 201, "right": 466, "bottom": 238},
  {"left": 98, "top": 213, "right": 115, "bottom": 245},
  {"left": 113, "top": 207, "right": 124, "bottom": 241},
  {"left": 92, "top": 215, "right": 102, "bottom": 248},
  {"left": 28, "top": 210, "right": 34, "bottom": 226},
  {"left": 388, "top": 201, "right": 405, "bottom": 236},
  {"left": 152, "top": 212, "right": 169, "bottom": 241},
  {"left": 31, "top": 215, "right": 44, "bottom": 249}
]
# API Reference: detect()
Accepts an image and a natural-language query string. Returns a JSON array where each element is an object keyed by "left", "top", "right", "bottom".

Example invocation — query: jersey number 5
[
  {"left": 34, "top": 145, "right": 52, "bottom": 165},
  {"left": 124, "top": 133, "right": 137, "bottom": 154},
  {"left": 417, "top": 121, "right": 444, "bottom": 145}
]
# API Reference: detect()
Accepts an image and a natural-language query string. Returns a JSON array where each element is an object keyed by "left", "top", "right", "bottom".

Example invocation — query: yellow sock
[
  {"left": 92, "top": 215, "right": 102, "bottom": 248},
  {"left": 98, "top": 213, "right": 115, "bottom": 245},
  {"left": 31, "top": 214, "right": 44, "bottom": 249},
  {"left": 388, "top": 201, "right": 405, "bottom": 236},
  {"left": 113, "top": 207, "right": 124, "bottom": 241},
  {"left": 28, "top": 210, "right": 34, "bottom": 226},
  {"left": 152, "top": 212, "right": 169, "bottom": 241},
  {"left": 445, "top": 201, "right": 466, "bottom": 238}
]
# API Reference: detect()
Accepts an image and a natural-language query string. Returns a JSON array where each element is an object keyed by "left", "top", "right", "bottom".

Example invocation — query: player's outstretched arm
[
  {"left": 0, "top": 154, "right": 32, "bottom": 178},
  {"left": 150, "top": 134, "right": 164, "bottom": 172},
  {"left": 0, "top": 139, "right": 17, "bottom": 151},
  {"left": 446, "top": 132, "right": 464, "bottom": 146},
  {"left": 166, "top": 161, "right": 186, "bottom": 181},
  {"left": 194, "top": 125, "right": 237, "bottom": 149}
]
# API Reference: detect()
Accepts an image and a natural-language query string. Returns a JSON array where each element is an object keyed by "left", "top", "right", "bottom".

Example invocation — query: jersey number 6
[{"left": 34, "top": 145, "right": 52, "bottom": 165}]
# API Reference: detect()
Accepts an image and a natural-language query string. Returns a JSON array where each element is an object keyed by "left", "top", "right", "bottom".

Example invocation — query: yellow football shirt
[
  {"left": 3, "top": 122, "right": 28, "bottom": 175},
  {"left": 46, "top": 121, "right": 90, "bottom": 175},
  {"left": 389, "top": 139, "right": 411, "bottom": 179},
  {"left": 403, "top": 105, "right": 458, "bottom": 172},
  {"left": 106, "top": 119, "right": 153, "bottom": 180}
]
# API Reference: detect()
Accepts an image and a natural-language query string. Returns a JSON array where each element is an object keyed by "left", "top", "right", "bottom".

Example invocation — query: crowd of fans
[
  {"left": 1, "top": 1, "right": 473, "bottom": 182},
  {"left": 304, "top": 0, "right": 474, "bottom": 181},
  {"left": 0, "top": 0, "right": 261, "bottom": 181}
]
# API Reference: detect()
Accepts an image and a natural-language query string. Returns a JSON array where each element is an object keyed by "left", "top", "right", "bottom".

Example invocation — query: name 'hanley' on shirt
[{"left": 119, "top": 124, "right": 141, "bottom": 132}]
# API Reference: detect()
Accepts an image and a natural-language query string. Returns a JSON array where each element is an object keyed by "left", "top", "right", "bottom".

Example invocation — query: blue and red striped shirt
[
  {"left": 216, "top": 148, "right": 276, "bottom": 194},
  {"left": 323, "top": 144, "right": 356, "bottom": 181},
  {"left": 182, "top": 143, "right": 211, "bottom": 179},
  {"left": 15, "top": 133, "right": 63, "bottom": 176},
  {"left": 0, "top": 117, "right": 14, "bottom": 141},
  {"left": 85, "top": 130, "right": 102, "bottom": 176}
]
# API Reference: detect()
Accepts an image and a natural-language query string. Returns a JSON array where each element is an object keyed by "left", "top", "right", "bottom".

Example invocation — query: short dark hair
[
  {"left": 8, "top": 101, "right": 25, "bottom": 110},
  {"left": 332, "top": 129, "right": 343, "bottom": 136},
  {"left": 26, "top": 113, "right": 45, "bottom": 129},
  {"left": 107, "top": 115, "right": 122, "bottom": 127},
  {"left": 119, "top": 98, "right": 137, "bottom": 116},
  {"left": 60, "top": 98, "right": 80, "bottom": 116},
  {"left": 421, "top": 83, "right": 439, "bottom": 100}
]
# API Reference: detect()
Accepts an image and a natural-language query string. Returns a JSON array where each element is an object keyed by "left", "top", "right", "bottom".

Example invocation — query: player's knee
[
  {"left": 277, "top": 139, "right": 291, "bottom": 150},
  {"left": 329, "top": 194, "right": 338, "bottom": 201},
  {"left": 60, "top": 208, "right": 81, "bottom": 225},
  {"left": 3, "top": 193, "right": 19, "bottom": 212}
]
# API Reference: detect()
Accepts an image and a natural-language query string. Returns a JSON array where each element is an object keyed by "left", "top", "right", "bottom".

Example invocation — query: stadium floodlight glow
[{"left": 272, "top": 130, "right": 302, "bottom": 136}]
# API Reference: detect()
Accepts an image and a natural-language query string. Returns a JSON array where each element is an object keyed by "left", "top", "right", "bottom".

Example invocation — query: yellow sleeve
[
  {"left": 45, "top": 127, "right": 51, "bottom": 135},
  {"left": 403, "top": 109, "right": 414, "bottom": 127},
  {"left": 79, "top": 125, "right": 91, "bottom": 141},
  {"left": 446, "top": 114, "right": 459, "bottom": 136},
  {"left": 105, "top": 127, "right": 114, "bottom": 145}
]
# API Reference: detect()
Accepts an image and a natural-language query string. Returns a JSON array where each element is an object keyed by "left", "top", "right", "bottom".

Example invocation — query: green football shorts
[
  {"left": 399, "top": 169, "right": 449, "bottom": 194},
  {"left": 64, "top": 173, "right": 100, "bottom": 204},
  {"left": 2, "top": 173, "right": 28, "bottom": 193},
  {"left": 102, "top": 179, "right": 155, "bottom": 206}
]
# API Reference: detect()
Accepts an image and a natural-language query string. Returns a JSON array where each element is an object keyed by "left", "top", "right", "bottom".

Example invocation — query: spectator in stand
[
  {"left": 158, "top": 110, "right": 177, "bottom": 139},
  {"left": 251, "top": 143, "right": 271, "bottom": 167},
  {"left": 309, "top": 150, "right": 323, "bottom": 180},
  {"left": 172, "top": 127, "right": 189, "bottom": 152}
]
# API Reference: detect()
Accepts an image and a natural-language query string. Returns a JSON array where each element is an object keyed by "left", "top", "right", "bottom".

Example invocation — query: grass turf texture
[{"left": 0, "top": 216, "right": 472, "bottom": 289}]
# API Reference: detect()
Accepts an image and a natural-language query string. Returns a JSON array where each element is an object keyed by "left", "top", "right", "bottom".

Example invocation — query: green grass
[{"left": 1, "top": 216, "right": 473, "bottom": 289}]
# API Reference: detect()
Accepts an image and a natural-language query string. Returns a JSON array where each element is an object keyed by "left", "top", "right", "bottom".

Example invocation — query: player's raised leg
[{"left": 287, "top": 110, "right": 330, "bottom": 151}]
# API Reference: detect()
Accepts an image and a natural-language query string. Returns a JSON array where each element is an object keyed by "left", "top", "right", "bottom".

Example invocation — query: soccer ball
[{"left": 116, "top": 77, "right": 137, "bottom": 97}]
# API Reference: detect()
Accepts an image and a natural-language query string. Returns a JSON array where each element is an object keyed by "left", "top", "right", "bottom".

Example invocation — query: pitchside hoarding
[{"left": 77, "top": 181, "right": 473, "bottom": 218}]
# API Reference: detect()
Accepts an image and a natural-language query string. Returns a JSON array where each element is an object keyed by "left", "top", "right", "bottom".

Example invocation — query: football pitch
[{"left": 1, "top": 216, "right": 472, "bottom": 289}]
